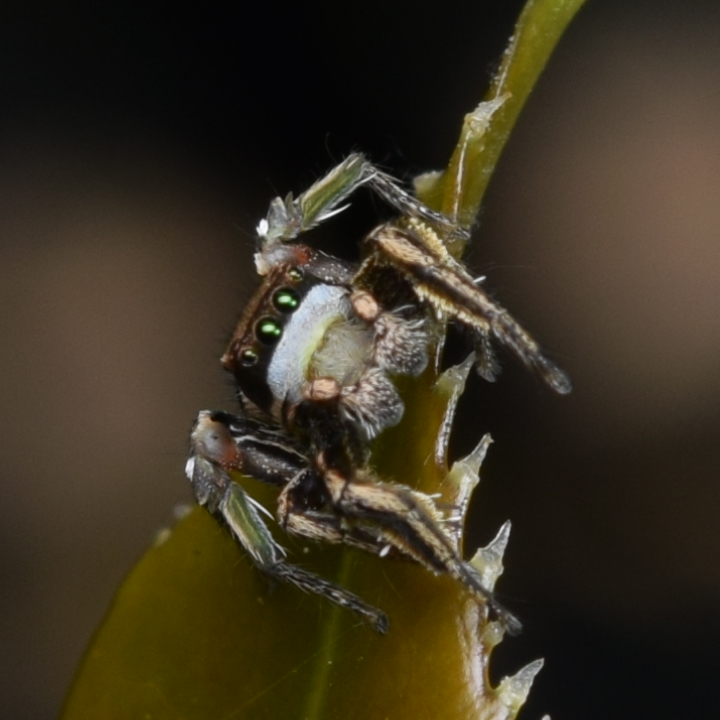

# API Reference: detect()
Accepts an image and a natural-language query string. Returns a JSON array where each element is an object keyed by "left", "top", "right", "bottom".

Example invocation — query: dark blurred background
[{"left": 2, "top": 1, "right": 720, "bottom": 718}]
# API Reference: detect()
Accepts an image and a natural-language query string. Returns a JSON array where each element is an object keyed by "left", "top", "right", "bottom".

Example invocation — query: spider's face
[
  {"left": 222, "top": 234, "right": 431, "bottom": 444},
  {"left": 222, "top": 262, "right": 311, "bottom": 417},
  {"left": 222, "top": 250, "right": 400, "bottom": 439}
]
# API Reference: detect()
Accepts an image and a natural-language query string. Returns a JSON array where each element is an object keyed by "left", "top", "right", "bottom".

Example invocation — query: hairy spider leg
[
  {"left": 315, "top": 454, "right": 522, "bottom": 635},
  {"left": 257, "top": 153, "right": 470, "bottom": 246},
  {"left": 256, "top": 153, "right": 570, "bottom": 393},
  {"left": 363, "top": 222, "right": 572, "bottom": 394},
  {"left": 189, "top": 411, "right": 520, "bottom": 634},
  {"left": 188, "top": 412, "right": 389, "bottom": 633}
]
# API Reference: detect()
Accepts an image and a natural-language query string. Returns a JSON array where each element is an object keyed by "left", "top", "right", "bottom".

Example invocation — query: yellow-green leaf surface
[
  {"left": 63, "top": 367, "right": 518, "bottom": 720},
  {"left": 62, "top": 2, "right": 586, "bottom": 718}
]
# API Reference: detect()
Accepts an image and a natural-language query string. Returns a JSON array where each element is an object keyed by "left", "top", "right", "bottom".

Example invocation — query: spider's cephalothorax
[
  {"left": 187, "top": 154, "right": 571, "bottom": 634},
  {"left": 221, "top": 235, "right": 429, "bottom": 460}
]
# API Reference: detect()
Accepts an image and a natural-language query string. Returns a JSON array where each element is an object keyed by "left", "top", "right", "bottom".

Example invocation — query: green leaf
[
  {"left": 61, "top": 2, "right": 586, "bottom": 717},
  {"left": 63, "top": 365, "right": 532, "bottom": 720}
]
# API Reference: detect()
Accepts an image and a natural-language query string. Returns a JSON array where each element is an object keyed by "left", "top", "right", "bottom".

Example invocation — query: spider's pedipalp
[{"left": 372, "top": 311, "right": 428, "bottom": 377}]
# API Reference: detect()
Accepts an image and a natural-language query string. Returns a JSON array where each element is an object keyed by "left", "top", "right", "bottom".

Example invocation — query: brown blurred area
[{"left": 1, "top": 1, "right": 719, "bottom": 718}]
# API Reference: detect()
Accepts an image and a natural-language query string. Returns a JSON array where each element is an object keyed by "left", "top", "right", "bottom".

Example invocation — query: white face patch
[
  {"left": 266, "top": 284, "right": 351, "bottom": 404},
  {"left": 311, "top": 316, "right": 375, "bottom": 387}
]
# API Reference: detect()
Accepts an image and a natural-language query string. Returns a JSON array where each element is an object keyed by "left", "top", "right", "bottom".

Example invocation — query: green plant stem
[{"left": 417, "top": 0, "right": 587, "bottom": 255}]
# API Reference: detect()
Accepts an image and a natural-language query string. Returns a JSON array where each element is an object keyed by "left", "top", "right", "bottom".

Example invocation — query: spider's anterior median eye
[
  {"left": 272, "top": 288, "right": 300, "bottom": 313},
  {"left": 255, "top": 317, "right": 283, "bottom": 345},
  {"left": 240, "top": 349, "right": 258, "bottom": 366}
]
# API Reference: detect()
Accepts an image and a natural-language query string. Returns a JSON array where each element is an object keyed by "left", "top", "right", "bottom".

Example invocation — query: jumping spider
[{"left": 186, "top": 154, "right": 570, "bottom": 634}]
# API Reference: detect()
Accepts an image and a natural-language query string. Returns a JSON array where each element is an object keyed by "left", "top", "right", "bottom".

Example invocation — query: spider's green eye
[
  {"left": 288, "top": 267, "right": 303, "bottom": 282},
  {"left": 272, "top": 288, "right": 300, "bottom": 313},
  {"left": 255, "top": 317, "right": 282, "bottom": 345},
  {"left": 240, "top": 348, "right": 258, "bottom": 366}
]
